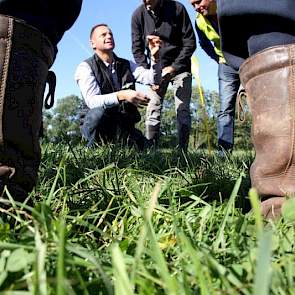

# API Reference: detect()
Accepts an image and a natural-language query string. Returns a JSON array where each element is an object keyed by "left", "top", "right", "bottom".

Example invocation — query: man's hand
[
  {"left": 117, "top": 89, "right": 150, "bottom": 107},
  {"left": 147, "top": 35, "right": 162, "bottom": 62},
  {"left": 151, "top": 66, "right": 177, "bottom": 93},
  {"left": 162, "top": 66, "right": 176, "bottom": 78}
]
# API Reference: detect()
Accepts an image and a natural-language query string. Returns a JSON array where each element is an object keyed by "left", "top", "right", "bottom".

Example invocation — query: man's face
[
  {"left": 90, "top": 26, "right": 115, "bottom": 52},
  {"left": 143, "top": 0, "right": 160, "bottom": 11},
  {"left": 190, "top": 0, "right": 215, "bottom": 16}
]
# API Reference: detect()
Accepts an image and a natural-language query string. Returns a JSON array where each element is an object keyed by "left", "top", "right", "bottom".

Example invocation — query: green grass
[{"left": 0, "top": 143, "right": 295, "bottom": 294}]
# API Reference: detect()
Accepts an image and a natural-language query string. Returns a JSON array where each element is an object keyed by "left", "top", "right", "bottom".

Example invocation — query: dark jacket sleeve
[
  {"left": 171, "top": 5, "right": 196, "bottom": 72},
  {"left": 131, "top": 8, "right": 149, "bottom": 69},
  {"left": 195, "top": 22, "right": 219, "bottom": 63}
]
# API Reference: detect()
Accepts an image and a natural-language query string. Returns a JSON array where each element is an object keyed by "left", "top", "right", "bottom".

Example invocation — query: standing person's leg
[
  {"left": 0, "top": 16, "right": 55, "bottom": 200},
  {"left": 173, "top": 72, "right": 192, "bottom": 151},
  {"left": 145, "top": 80, "right": 170, "bottom": 146},
  {"left": 217, "top": 63, "right": 240, "bottom": 151}
]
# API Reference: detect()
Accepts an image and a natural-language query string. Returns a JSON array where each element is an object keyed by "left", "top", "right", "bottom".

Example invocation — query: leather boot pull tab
[
  {"left": 44, "top": 70, "right": 56, "bottom": 109},
  {"left": 0, "top": 164, "right": 15, "bottom": 178},
  {"left": 237, "top": 86, "right": 247, "bottom": 123}
]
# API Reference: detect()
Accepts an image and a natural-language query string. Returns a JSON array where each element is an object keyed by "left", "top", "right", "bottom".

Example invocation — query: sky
[{"left": 51, "top": 0, "right": 218, "bottom": 101}]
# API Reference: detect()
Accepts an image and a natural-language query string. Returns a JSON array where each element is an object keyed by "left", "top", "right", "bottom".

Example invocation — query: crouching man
[{"left": 75, "top": 24, "right": 162, "bottom": 149}]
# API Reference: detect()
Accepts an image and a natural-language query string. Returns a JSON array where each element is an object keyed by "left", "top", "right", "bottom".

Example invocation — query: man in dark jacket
[
  {"left": 191, "top": 0, "right": 240, "bottom": 153},
  {"left": 131, "top": 0, "right": 196, "bottom": 150},
  {"left": 75, "top": 24, "right": 162, "bottom": 149},
  {"left": 0, "top": 0, "right": 82, "bottom": 201},
  {"left": 217, "top": 0, "right": 295, "bottom": 218}
]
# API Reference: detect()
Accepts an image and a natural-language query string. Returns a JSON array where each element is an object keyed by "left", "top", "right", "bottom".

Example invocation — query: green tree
[
  {"left": 42, "top": 89, "right": 252, "bottom": 150},
  {"left": 43, "top": 95, "right": 83, "bottom": 143}
]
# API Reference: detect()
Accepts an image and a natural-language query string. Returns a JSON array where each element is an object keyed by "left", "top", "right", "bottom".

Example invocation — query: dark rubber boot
[{"left": 0, "top": 15, "right": 55, "bottom": 202}]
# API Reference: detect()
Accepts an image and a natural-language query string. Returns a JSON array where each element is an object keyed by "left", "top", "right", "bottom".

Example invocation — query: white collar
[{"left": 103, "top": 60, "right": 115, "bottom": 68}]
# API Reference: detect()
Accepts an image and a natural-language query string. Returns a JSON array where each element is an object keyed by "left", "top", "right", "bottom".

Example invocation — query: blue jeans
[
  {"left": 80, "top": 107, "right": 105, "bottom": 147},
  {"left": 217, "top": 63, "right": 240, "bottom": 150}
]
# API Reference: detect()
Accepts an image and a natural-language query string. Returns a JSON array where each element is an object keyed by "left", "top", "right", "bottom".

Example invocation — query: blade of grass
[
  {"left": 67, "top": 243, "right": 113, "bottom": 295},
  {"left": 34, "top": 225, "right": 47, "bottom": 295},
  {"left": 145, "top": 219, "right": 179, "bottom": 295},
  {"left": 253, "top": 230, "right": 272, "bottom": 295},
  {"left": 57, "top": 219, "right": 66, "bottom": 295},
  {"left": 179, "top": 232, "right": 210, "bottom": 295},
  {"left": 130, "top": 181, "right": 162, "bottom": 283},
  {"left": 0, "top": 242, "right": 34, "bottom": 251},
  {"left": 112, "top": 244, "right": 134, "bottom": 295},
  {"left": 46, "top": 156, "right": 67, "bottom": 205},
  {"left": 248, "top": 188, "right": 263, "bottom": 234},
  {"left": 214, "top": 174, "right": 243, "bottom": 250}
]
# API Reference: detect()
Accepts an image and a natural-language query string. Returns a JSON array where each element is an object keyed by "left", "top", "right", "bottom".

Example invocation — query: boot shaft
[
  {"left": 240, "top": 44, "right": 295, "bottom": 196},
  {"left": 0, "top": 15, "right": 55, "bottom": 198}
]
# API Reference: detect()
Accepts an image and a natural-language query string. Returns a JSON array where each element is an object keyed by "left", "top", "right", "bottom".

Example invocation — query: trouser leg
[
  {"left": 128, "top": 128, "right": 146, "bottom": 150},
  {"left": 119, "top": 122, "right": 146, "bottom": 151},
  {"left": 217, "top": 63, "right": 240, "bottom": 150},
  {"left": 247, "top": 32, "right": 295, "bottom": 56},
  {"left": 173, "top": 72, "right": 192, "bottom": 151},
  {"left": 116, "top": 104, "right": 145, "bottom": 150},
  {"left": 80, "top": 107, "right": 105, "bottom": 147},
  {"left": 145, "top": 79, "right": 169, "bottom": 145}
]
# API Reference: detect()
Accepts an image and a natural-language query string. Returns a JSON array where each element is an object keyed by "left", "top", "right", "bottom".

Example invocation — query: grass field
[{"left": 0, "top": 143, "right": 295, "bottom": 294}]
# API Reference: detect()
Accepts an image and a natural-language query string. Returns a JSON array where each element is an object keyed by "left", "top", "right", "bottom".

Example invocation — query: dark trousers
[
  {"left": 248, "top": 32, "right": 295, "bottom": 57},
  {"left": 81, "top": 105, "right": 145, "bottom": 149}
]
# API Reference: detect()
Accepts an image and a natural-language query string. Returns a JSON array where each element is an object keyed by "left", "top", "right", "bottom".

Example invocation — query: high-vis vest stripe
[{"left": 196, "top": 14, "right": 226, "bottom": 64}]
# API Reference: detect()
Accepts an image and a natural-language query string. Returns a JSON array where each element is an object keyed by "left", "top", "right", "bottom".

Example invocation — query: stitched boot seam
[{"left": 0, "top": 17, "right": 13, "bottom": 145}]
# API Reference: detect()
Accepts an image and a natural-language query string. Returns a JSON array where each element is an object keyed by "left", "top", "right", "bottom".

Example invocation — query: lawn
[{"left": 0, "top": 143, "right": 295, "bottom": 294}]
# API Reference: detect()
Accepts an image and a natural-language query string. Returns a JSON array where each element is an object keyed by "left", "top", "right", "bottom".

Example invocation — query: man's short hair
[{"left": 90, "top": 23, "right": 108, "bottom": 39}]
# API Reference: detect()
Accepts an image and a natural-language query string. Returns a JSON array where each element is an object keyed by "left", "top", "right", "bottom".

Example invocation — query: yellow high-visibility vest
[{"left": 196, "top": 13, "right": 226, "bottom": 64}]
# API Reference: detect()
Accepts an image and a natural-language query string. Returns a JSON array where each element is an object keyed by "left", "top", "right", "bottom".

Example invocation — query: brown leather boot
[
  {"left": 0, "top": 15, "right": 55, "bottom": 201},
  {"left": 260, "top": 197, "right": 286, "bottom": 220},
  {"left": 239, "top": 44, "right": 295, "bottom": 217}
]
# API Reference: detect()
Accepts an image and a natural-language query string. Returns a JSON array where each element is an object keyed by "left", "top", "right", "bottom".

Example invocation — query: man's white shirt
[{"left": 75, "top": 59, "right": 161, "bottom": 109}]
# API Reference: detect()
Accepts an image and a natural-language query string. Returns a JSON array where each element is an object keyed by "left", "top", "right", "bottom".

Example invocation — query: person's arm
[
  {"left": 131, "top": 8, "right": 149, "bottom": 68},
  {"left": 75, "top": 62, "right": 150, "bottom": 108},
  {"left": 130, "top": 35, "right": 162, "bottom": 85},
  {"left": 170, "top": 5, "right": 196, "bottom": 72},
  {"left": 195, "top": 22, "right": 219, "bottom": 63},
  {"left": 75, "top": 62, "right": 119, "bottom": 109},
  {"left": 129, "top": 60, "right": 161, "bottom": 85}
]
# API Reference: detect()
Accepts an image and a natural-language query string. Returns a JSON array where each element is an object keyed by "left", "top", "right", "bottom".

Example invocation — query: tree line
[{"left": 42, "top": 87, "right": 252, "bottom": 150}]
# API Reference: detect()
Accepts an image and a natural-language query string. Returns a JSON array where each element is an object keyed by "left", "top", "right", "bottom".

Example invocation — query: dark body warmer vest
[{"left": 84, "top": 53, "right": 140, "bottom": 123}]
